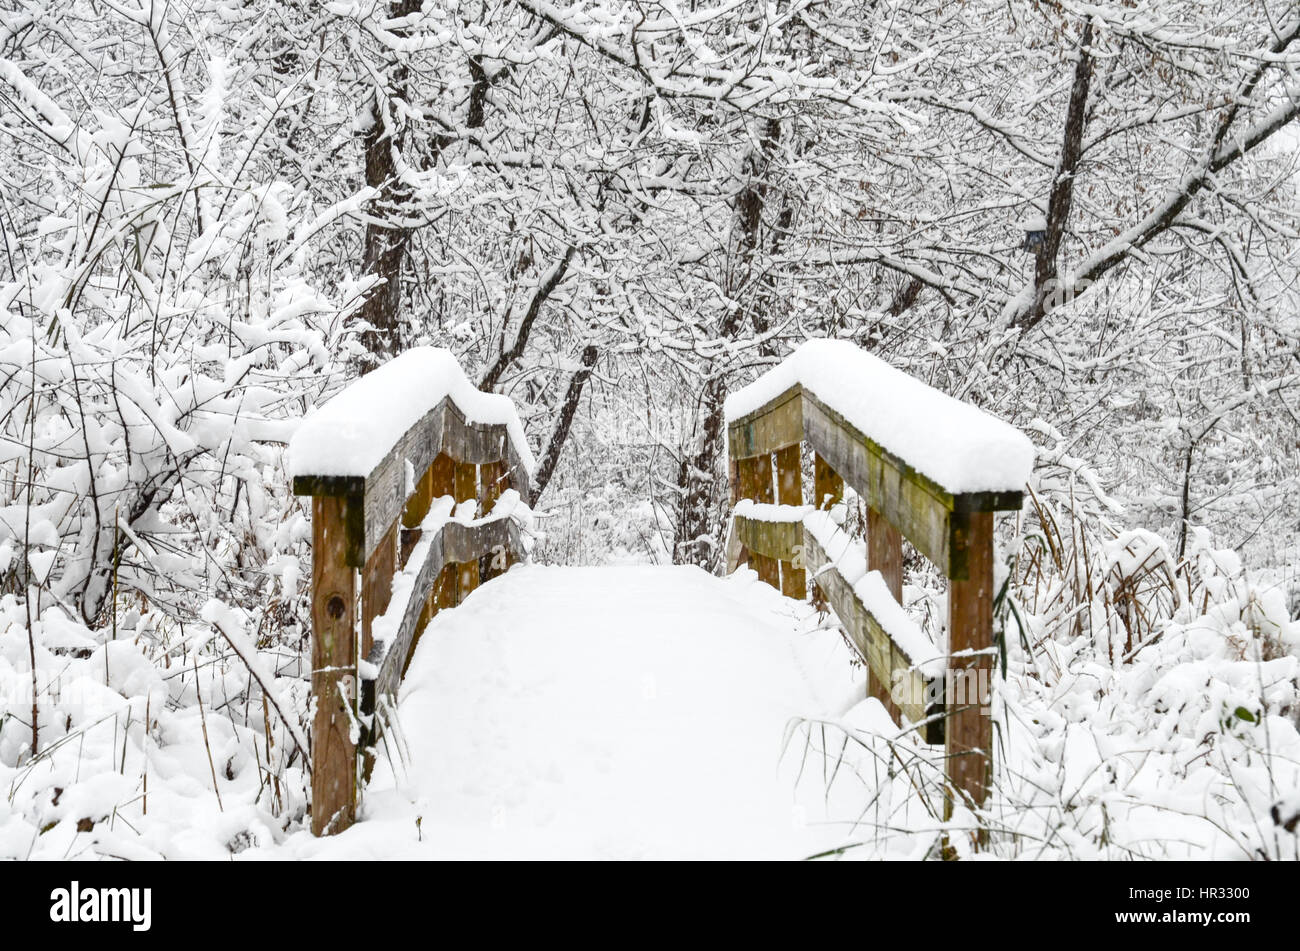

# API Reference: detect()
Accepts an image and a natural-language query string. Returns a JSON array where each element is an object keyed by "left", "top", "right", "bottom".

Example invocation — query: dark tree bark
[
  {"left": 479, "top": 245, "right": 577, "bottom": 391},
  {"left": 529, "top": 344, "right": 599, "bottom": 505},
  {"left": 672, "top": 117, "right": 785, "bottom": 570},
  {"left": 1009, "top": 15, "right": 1300, "bottom": 333},
  {"left": 1019, "top": 21, "right": 1094, "bottom": 332},
  {"left": 357, "top": 0, "right": 422, "bottom": 365}
]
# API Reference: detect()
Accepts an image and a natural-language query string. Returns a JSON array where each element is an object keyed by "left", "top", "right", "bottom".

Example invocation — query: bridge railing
[
  {"left": 289, "top": 348, "right": 533, "bottom": 836},
  {"left": 724, "top": 339, "right": 1033, "bottom": 812}
]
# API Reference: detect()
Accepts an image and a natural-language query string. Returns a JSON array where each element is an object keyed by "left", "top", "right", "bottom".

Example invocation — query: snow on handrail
[
  {"left": 288, "top": 346, "right": 535, "bottom": 480},
  {"left": 723, "top": 338, "right": 1032, "bottom": 495}
]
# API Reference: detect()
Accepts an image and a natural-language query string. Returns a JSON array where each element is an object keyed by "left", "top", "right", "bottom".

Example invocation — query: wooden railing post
[
  {"left": 396, "top": 452, "right": 454, "bottom": 670},
  {"left": 813, "top": 452, "right": 843, "bottom": 511},
  {"left": 736, "top": 454, "right": 759, "bottom": 543},
  {"left": 726, "top": 457, "right": 747, "bottom": 572},
  {"left": 748, "top": 454, "right": 780, "bottom": 589},
  {"left": 810, "top": 453, "right": 842, "bottom": 613},
  {"left": 401, "top": 464, "right": 434, "bottom": 564},
  {"left": 866, "top": 506, "right": 903, "bottom": 720},
  {"left": 946, "top": 511, "right": 994, "bottom": 816},
  {"left": 311, "top": 495, "right": 357, "bottom": 836},
  {"left": 454, "top": 460, "right": 480, "bottom": 601},
  {"left": 479, "top": 459, "right": 505, "bottom": 580},
  {"left": 774, "top": 444, "right": 804, "bottom": 598}
]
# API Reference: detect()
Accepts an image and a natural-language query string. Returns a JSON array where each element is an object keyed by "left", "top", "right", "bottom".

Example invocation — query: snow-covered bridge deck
[
  {"left": 288, "top": 342, "right": 1032, "bottom": 848},
  {"left": 299, "top": 565, "right": 859, "bottom": 860}
]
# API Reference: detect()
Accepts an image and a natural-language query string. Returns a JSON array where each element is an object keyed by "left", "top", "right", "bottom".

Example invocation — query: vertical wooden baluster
[
  {"left": 867, "top": 507, "right": 903, "bottom": 602},
  {"left": 401, "top": 463, "right": 434, "bottom": 566},
  {"left": 454, "top": 460, "right": 479, "bottom": 602},
  {"left": 775, "top": 444, "right": 805, "bottom": 599},
  {"left": 755, "top": 452, "right": 775, "bottom": 504},
  {"left": 725, "top": 456, "right": 747, "bottom": 573},
  {"left": 479, "top": 459, "right": 505, "bottom": 580},
  {"left": 361, "top": 523, "right": 397, "bottom": 663},
  {"left": 736, "top": 455, "right": 759, "bottom": 571},
  {"left": 810, "top": 454, "right": 843, "bottom": 613},
  {"left": 751, "top": 453, "right": 780, "bottom": 589},
  {"left": 946, "top": 510, "right": 994, "bottom": 831},
  {"left": 390, "top": 454, "right": 449, "bottom": 675},
  {"left": 501, "top": 467, "right": 519, "bottom": 569},
  {"left": 310, "top": 495, "right": 357, "bottom": 836},
  {"left": 866, "top": 506, "right": 904, "bottom": 723},
  {"left": 813, "top": 452, "right": 843, "bottom": 511}
]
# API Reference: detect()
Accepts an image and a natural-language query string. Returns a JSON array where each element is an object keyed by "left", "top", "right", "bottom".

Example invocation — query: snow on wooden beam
[
  {"left": 289, "top": 348, "right": 534, "bottom": 566},
  {"left": 724, "top": 338, "right": 1032, "bottom": 496}
]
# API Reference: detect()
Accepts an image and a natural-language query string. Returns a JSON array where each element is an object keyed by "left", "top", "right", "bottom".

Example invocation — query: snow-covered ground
[
  {"left": 3, "top": 543, "right": 1294, "bottom": 860},
  {"left": 285, "top": 565, "right": 863, "bottom": 860}
]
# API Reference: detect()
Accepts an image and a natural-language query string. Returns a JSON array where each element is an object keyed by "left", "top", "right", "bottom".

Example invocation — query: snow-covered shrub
[{"left": 0, "top": 1, "right": 372, "bottom": 854}]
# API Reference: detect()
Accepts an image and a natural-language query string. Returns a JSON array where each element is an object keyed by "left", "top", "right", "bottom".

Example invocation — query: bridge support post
[
  {"left": 775, "top": 444, "right": 805, "bottom": 599},
  {"left": 310, "top": 495, "right": 358, "bottom": 836},
  {"left": 810, "top": 454, "right": 843, "bottom": 614},
  {"left": 454, "top": 461, "right": 480, "bottom": 601},
  {"left": 946, "top": 511, "right": 994, "bottom": 826},
  {"left": 867, "top": 507, "right": 903, "bottom": 721},
  {"left": 813, "top": 453, "right": 843, "bottom": 512},
  {"left": 479, "top": 459, "right": 505, "bottom": 580},
  {"left": 748, "top": 454, "right": 780, "bottom": 589},
  {"left": 725, "top": 457, "right": 747, "bottom": 573}
]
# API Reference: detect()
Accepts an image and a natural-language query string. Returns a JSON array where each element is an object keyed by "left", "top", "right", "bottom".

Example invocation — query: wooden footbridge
[{"left": 289, "top": 341, "right": 1033, "bottom": 845}]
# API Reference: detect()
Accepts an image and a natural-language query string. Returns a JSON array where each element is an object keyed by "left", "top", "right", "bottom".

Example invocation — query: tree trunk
[
  {"left": 356, "top": 0, "right": 422, "bottom": 365},
  {"left": 529, "top": 344, "right": 598, "bottom": 505},
  {"left": 672, "top": 117, "right": 784, "bottom": 569}
]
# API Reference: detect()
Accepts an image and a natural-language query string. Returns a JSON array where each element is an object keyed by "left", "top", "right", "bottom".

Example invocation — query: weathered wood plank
[
  {"left": 802, "top": 527, "right": 941, "bottom": 743},
  {"left": 741, "top": 455, "right": 779, "bottom": 588},
  {"left": 753, "top": 453, "right": 775, "bottom": 504},
  {"left": 442, "top": 400, "right": 531, "bottom": 505},
  {"left": 734, "top": 515, "right": 803, "bottom": 562},
  {"left": 365, "top": 517, "right": 522, "bottom": 713},
  {"left": 479, "top": 460, "right": 505, "bottom": 580},
  {"left": 310, "top": 495, "right": 357, "bottom": 836},
  {"left": 726, "top": 456, "right": 746, "bottom": 573},
  {"left": 801, "top": 391, "right": 1021, "bottom": 579},
  {"left": 453, "top": 461, "right": 480, "bottom": 598},
  {"left": 867, "top": 507, "right": 902, "bottom": 602},
  {"left": 865, "top": 505, "right": 902, "bottom": 715},
  {"left": 775, "top": 444, "right": 801, "bottom": 506},
  {"left": 356, "top": 400, "right": 448, "bottom": 568},
  {"left": 728, "top": 385, "right": 804, "bottom": 459},
  {"left": 735, "top": 454, "right": 762, "bottom": 575},
  {"left": 774, "top": 444, "right": 805, "bottom": 599},
  {"left": 293, "top": 398, "right": 532, "bottom": 569},
  {"left": 946, "top": 510, "right": 993, "bottom": 813},
  {"left": 813, "top": 453, "right": 843, "bottom": 512},
  {"left": 400, "top": 463, "right": 433, "bottom": 566},
  {"left": 361, "top": 521, "right": 397, "bottom": 661},
  {"left": 802, "top": 393, "right": 951, "bottom": 576},
  {"left": 418, "top": 455, "right": 456, "bottom": 631}
]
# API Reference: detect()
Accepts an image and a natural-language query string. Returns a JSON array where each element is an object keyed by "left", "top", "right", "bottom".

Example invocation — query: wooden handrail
[
  {"left": 289, "top": 349, "right": 531, "bottom": 836},
  {"left": 724, "top": 340, "right": 1031, "bottom": 820}
]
